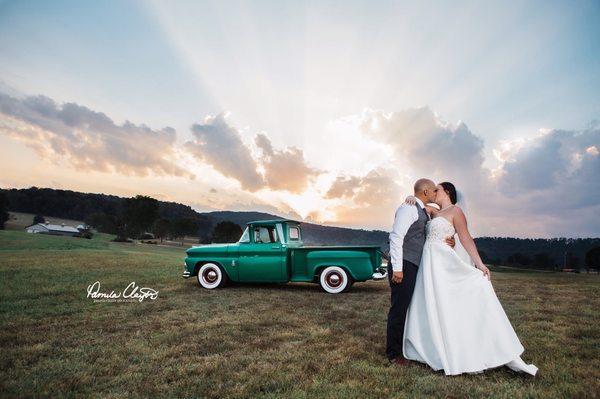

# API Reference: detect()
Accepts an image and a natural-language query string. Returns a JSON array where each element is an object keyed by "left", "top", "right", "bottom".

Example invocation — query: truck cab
[{"left": 231, "top": 220, "right": 302, "bottom": 283}]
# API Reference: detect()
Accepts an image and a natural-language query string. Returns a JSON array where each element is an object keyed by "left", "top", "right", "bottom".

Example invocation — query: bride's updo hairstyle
[{"left": 440, "top": 182, "right": 458, "bottom": 205}]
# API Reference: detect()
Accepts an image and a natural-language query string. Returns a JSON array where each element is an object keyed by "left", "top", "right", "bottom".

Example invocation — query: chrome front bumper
[{"left": 183, "top": 261, "right": 191, "bottom": 278}]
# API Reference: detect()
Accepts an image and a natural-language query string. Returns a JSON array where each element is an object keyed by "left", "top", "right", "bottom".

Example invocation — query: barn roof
[{"left": 27, "top": 223, "right": 80, "bottom": 233}]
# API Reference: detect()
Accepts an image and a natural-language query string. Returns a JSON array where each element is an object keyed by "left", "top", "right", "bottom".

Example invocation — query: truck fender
[
  {"left": 194, "top": 261, "right": 231, "bottom": 280},
  {"left": 307, "top": 250, "right": 373, "bottom": 281},
  {"left": 313, "top": 264, "right": 355, "bottom": 281}
]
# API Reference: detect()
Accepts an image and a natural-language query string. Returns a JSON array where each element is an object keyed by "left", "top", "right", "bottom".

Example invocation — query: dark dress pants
[{"left": 386, "top": 259, "right": 418, "bottom": 361}]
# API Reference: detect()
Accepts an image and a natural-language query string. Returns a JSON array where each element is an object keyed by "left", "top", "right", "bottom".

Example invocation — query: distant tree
[
  {"left": 210, "top": 221, "right": 242, "bottom": 243},
  {"left": 199, "top": 235, "right": 213, "bottom": 244},
  {"left": 0, "top": 192, "right": 8, "bottom": 229},
  {"left": 113, "top": 218, "right": 129, "bottom": 242},
  {"left": 33, "top": 214, "right": 46, "bottom": 224},
  {"left": 170, "top": 218, "right": 198, "bottom": 245},
  {"left": 74, "top": 228, "right": 93, "bottom": 239},
  {"left": 123, "top": 195, "right": 159, "bottom": 238},
  {"left": 153, "top": 218, "right": 171, "bottom": 243},
  {"left": 532, "top": 252, "right": 551, "bottom": 268},
  {"left": 566, "top": 252, "right": 580, "bottom": 269},
  {"left": 506, "top": 252, "right": 531, "bottom": 266},
  {"left": 585, "top": 247, "right": 600, "bottom": 270},
  {"left": 196, "top": 218, "right": 214, "bottom": 242},
  {"left": 479, "top": 250, "right": 489, "bottom": 264},
  {"left": 85, "top": 212, "right": 118, "bottom": 234}
]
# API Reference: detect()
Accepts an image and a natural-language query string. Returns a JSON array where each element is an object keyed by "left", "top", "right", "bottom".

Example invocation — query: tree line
[
  {"left": 85, "top": 195, "right": 244, "bottom": 244},
  {"left": 0, "top": 187, "right": 598, "bottom": 268},
  {"left": 0, "top": 188, "right": 243, "bottom": 244},
  {"left": 474, "top": 237, "right": 600, "bottom": 270}
]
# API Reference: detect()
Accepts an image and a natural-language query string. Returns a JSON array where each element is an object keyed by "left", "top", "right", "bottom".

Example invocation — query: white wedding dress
[{"left": 403, "top": 216, "right": 538, "bottom": 376}]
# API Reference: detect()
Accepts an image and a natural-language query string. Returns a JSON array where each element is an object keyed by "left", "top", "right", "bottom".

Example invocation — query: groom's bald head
[
  {"left": 414, "top": 178, "right": 437, "bottom": 203},
  {"left": 414, "top": 178, "right": 436, "bottom": 194}
]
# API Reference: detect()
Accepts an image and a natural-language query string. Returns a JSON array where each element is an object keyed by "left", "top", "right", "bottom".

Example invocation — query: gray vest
[{"left": 403, "top": 204, "right": 429, "bottom": 266}]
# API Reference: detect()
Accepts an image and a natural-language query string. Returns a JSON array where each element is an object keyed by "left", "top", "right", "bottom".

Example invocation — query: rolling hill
[{"left": 1, "top": 187, "right": 598, "bottom": 269}]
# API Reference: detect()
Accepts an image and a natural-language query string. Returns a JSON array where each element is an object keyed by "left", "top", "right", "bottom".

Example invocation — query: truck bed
[{"left": 287, "top": 245, "right": 383, "bottom": 282}]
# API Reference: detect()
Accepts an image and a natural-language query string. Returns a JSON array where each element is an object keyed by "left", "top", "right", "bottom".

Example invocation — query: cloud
[
  {"left": 186, "top": 113, "right": 264, "bottom": 191},
  {"left": 360, "top": 107, "right": 487, "bottom": 188},
  {"left": 255, "top": 133, "right": 321, "bottom": 194},
  {"left": 185, "top": 115, "right": 320, "bottom": 194},
  {"left": 496, "top": 126, "right": 600, "bottom": 210},
  {"left": 325, "top": 175, "right": 361, "bottom": 199},
  {"left": 324, "top": 168, "right": 404, "bottom": 229},
  {"left": 356, "top": 107, "right": 497, "bottom": 234},
  {"left": 254, "top": 133, "right": 274, "bottom": 156},
  {"left": 0, "top": 92, "right": 193, "bottom": 179}
]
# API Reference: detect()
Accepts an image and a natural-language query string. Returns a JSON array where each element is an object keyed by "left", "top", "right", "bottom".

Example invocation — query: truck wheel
[
  {"left": 319, "top": 266, "right": 350, "bottom": 294},
  {"left": 197, "top": 263, "right": 227, "bottom": 289}
]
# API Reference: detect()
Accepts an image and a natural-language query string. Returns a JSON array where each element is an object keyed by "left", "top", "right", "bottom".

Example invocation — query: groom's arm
[{"left": 389, "top": 204, "right": 418, "bottom": 273}]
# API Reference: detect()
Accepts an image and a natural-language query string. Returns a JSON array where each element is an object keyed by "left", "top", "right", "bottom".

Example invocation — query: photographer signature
[{"left": 87, "top": 281, "right": 159, "bottom": 302}]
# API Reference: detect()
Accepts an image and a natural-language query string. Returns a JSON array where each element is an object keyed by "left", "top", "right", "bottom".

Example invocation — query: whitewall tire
[
  {"left": 197, "top": 263, "right": 226, "bottom": 289},
  {"left": 319, "top": 266, "right": 350, "bottom": 294}
]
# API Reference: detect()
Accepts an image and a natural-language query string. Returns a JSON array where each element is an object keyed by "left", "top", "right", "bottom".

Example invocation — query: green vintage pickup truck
[{"left": 183, "top": 219, "right": 387, "bottom": 293}]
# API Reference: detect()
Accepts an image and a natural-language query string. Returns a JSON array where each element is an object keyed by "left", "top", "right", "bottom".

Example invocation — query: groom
[{"left": 386, "top": 178, "right": 454, "bottom": 365}]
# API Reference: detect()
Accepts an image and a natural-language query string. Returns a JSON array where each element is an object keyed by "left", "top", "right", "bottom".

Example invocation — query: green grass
[{"left": 0, "top": 230, "right": 598, "bottom": 398}]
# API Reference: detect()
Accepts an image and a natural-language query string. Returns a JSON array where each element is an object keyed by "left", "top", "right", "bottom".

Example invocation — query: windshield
[{"left": 238, "top": 227, "right": 250, "bottom": 243}]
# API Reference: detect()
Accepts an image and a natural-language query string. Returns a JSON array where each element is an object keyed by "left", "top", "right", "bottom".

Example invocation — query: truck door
[{"left": 238, "top": 225, "right": 286, "bottom": 282}]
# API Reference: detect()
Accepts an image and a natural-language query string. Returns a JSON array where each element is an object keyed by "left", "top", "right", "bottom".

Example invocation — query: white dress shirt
[{"left": 389, "top": 197, "right": 428, "bottom": 272}]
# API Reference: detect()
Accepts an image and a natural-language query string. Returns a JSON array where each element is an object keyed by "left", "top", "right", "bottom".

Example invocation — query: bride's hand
[
  {"left": 405, "top": 195, "right": 417, "bottom": 205},
  {"left": 477, "top": 264, "right": 491, "bottom": 280}
]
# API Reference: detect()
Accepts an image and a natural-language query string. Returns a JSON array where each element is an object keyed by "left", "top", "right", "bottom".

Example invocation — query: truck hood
[{"left": 186, "top": 243, "right": 233, "bottom": 255}]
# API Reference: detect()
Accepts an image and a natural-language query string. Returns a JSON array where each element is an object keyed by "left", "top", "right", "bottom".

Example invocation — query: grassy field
[{"left": 0, "top": 230, "right": 598, "bottom": 398}]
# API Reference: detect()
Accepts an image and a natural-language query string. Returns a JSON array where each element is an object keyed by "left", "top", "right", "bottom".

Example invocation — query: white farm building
[{"left": 26, "top": 223, "right": 81, "bottom": 236}]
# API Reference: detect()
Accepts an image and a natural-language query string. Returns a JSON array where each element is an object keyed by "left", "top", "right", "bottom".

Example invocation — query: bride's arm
[
  {"left": 404, "top": 196, "right": 439, "bottom": 216},
  {"left": 425, "top": 205, "right": 439, "bottom": 216},
  {"left": 452, "top": 207, "right": 491, "bottom": 279}
]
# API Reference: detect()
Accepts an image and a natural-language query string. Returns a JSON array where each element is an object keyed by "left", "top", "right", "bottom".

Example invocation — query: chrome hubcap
[
  {"left": 204, "top": 269, "right": 218, "bottom": 283},
  {"left": 326, "top": 272, "right": 342, "bottom": 287}
]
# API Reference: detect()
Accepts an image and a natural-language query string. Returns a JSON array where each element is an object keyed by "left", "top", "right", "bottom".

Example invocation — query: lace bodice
[{"left": 426, "top": 217, "right": 455, "bottom": 243}]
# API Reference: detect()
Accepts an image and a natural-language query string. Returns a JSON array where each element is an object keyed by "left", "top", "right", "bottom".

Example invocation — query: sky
[{"left": 0, "top": 0, "right": 599, "bottom": 237}]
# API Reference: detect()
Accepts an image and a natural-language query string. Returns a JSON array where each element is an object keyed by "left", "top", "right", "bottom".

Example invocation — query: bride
[{"left": 403, "top": 182, "right": 538, "bottom": 376}]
